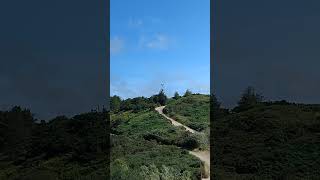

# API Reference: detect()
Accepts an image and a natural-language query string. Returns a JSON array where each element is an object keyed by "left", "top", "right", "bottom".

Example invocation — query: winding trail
[
  {"left": 155, "top": 106, "right": 210, "bottom": 180},
  {"left": 155, "top": 106, "right": 196, "bottom": 133}
]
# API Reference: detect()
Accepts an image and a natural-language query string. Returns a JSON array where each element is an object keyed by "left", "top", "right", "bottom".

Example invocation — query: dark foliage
[
  {"left": 113, "top": 89, "right": 169, "bottom": 113},
  {"left": 233, "top": 86, "right": 263, "bottom": 112},
  {"left": 0, "top": 107, "right": 109, "bottom": 179},
  {"left": 213, "top": 102, "right": 320, "bottom": 179},
  {"left": 184, "top": 89, "right": 193, "bottom": 97},
  {"left": 150, "top": 89, "right": 168, "bottom": 106},
  {"left": 111, "top": 135, "right": 201, "bottom": 180},
  {"left": 173, "top": 91, "right": 181, "bottom": 100},
  {"left": 110, "top": 95, "right": 121, "bottom": 112},
  {"left": 120, "top": 97, "right": 156, "bottom": 112},
  {"left": 110, "top": 102, "right": 204, "bottom": 179},
  {"left": 210, "top": 94, "right": 229, "bottom": 120},
  {"left": 164, "top": 94, "right": 209, "bottom": 131}
]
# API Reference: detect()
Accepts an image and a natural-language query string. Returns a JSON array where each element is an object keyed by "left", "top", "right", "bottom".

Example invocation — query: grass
[
  {"left": 111, "top": 135, "right": 202, "bottom": 180},
  {"left": 0, "top": 155, "right": 109, "bottom": 180},
  {"left": 164, "top": 94, "right": 210, "bottom": 132},
  {"left": 213, "top": 102, "right": 320, "bottom": 179},
  {"left": 110, "top": 108, "right": 206, "bottom": 179},
  {"left": 0, "top": 93, "right": 210, "bottom": 180},
  {"left": 111, "top": 110, "right": 196, "bottom": 146}
]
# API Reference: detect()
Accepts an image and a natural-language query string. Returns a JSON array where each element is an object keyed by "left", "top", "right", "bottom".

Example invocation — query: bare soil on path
[
  {"left": 155, "top": 106, "right": 196, "bottom": 133},
  {"left": 155, "top": 106, "right": 210, "bottom": 180}
]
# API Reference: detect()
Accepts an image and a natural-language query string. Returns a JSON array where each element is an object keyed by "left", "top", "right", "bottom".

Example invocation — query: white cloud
[
  {"left": 110, "top": 36, "right": 124, "bottom": 55},
  {"left": 128, "top": 18, "right": 143, "bottom": 28},
  {"left": 110, "top": 75, "right": 138, "bottom": 99},
  {"left": 140, "top": 34, "right": 171, "bottom": 50},
  {"left": 149, "top": 17, "right": 161, "bottom": 24},
  {"left": 112, "top": 72, "right": 209, "bottom": 99}
]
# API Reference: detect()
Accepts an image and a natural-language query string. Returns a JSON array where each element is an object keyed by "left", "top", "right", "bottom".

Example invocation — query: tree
[
  {"left": 2, "top": 106, "right": 34, "bottom": 160},
  {"left": 158, "top": 89, "right": 167, "bottom": 106},
  {"left": 184, "top": 89, "right": 192, "bottom": 97},
  {"left": 173, "top": 92, "right": 180, "bottom": 100},
  {"left": 211, "top": 94, "right": 222, "bottom": 119},
  {"left": 150, "top": 95, "right": 159, "bottom": 104},
  {"left": 178, "top": 134, "right": 200, "bottom": 150},
  {"left": 235, "top": 86, "right": 263, "bottom": 112},
  {"left": 211, "top": 94, "right": 221, "bottom": 110},
  {"left": 110, "top": 95, "right": 121, "bottom": 112}
]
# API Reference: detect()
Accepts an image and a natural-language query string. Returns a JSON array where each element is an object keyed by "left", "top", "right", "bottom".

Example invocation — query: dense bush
[
  {"left": 110, "top": 107, "right": 204, "bottom": 179},
  {"left": 1, "top": 91, "right": 207, "bottom": 180},
  {"left": 0, "top": 107, "right": 109, "bottom": 180},
  {"left": 174, "top": 91, "right": 181, "bottom": 100},
  {"left": 113, "top": 89, "right": 169, "bottom": 113},
  {"left": 184, "top": 89, "right": 193, "bottom": 97},
  {"left": 177, "top": 134, "right": 201, "bottom": 150},
  {"left": 213, "top": 102, "right": 320, "bottom": 179},
  {"left": 111, "top": 135, "right": 201, "bottom": 180},
  {"left": 164, "top": 94, "right": 210, "bottom": 132},
  {"left": 111, "top": 110, "right": 201, "bottom": 149},
  {"left": 120, "top": 97, "right": 156, "bottom": 112},
  {"left": 110, "top": 95, "right": 121, "bottom": 112},
  {"left": 233, "top": 86, "right": 263, "bottom": 113}
]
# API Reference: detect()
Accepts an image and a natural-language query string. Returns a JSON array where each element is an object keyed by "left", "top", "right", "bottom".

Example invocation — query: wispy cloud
[
  {"left": 129, "top": 17, "right": 161, "bottom": 29},
  {"left": 110, "top": 71, "right": 209, "bottom": 99},
  {"left": 140, "top": 34, "right": 171, "bottom": 50},
  {"left": 128, "top": 18, "right": 143, "bottom": 28},
  {"left": 149, "top": 17, "right": 161, "bottom": 24},
  {"left": 126, "top": 17, "right": 174, "bottom": 51},
  {"left": 110, "top": 74, "right": 138, "bottom": 99},
  {"left": 110, "top": 36, "right": 124, "bottom": 55}
]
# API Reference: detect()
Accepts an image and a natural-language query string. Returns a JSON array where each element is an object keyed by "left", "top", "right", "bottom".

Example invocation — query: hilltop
[{"left": 164, "top": 94, "right": 210, "bottom": 132}]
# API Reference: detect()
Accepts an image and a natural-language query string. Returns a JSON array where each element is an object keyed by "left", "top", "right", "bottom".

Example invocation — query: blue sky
[{"left": 111, "top": 0, "right": 210, "bottom": 99}]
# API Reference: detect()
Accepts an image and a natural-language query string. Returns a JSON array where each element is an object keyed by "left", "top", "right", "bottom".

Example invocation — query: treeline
[
  {"left": 110, "top": 89, "right": 195, "bottom": 113},
  {"left": 0, "top": 106, "right": 109, "bottom": 179},
  {"left": 211, "top": 86, "right": 270, "bottom": 118},
  {"left": 110, "top": 89, "right": 167, "bottom": 113},
  {"left": 212, "top": 86, "right": 320, "bottom": 115},
  {"left": 212, "top": 86, "right": 320, "bottom": 179}
]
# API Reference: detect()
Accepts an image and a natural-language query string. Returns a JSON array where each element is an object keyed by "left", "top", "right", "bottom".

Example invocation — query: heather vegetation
[
  {"left": 110, "top": 89, "right": 209, "bottom": 180},
  {"left": 3, "top": 85, "right": 319, "bottom": 179},
  {"left": 0, "top": 107, "right": 109, "bottom": 180},
  {"left": 0, "top": 88, "right": 211, "bottom": 180},
  {"left": 213, "top": 86, "right": 320, "bottom": 179},
  {"left": 163, "top": 92, "right": 210, "bottom": 132}
]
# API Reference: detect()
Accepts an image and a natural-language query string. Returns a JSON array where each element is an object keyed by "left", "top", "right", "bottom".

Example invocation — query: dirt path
[
  {"left": 155, "top": 106, "right": 196, "bottom": 133},
  {"left": 155, "top": 106, "right": 210, "bottom": 180}
]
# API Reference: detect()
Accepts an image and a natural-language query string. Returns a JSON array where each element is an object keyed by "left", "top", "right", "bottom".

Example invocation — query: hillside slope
[
  {"left": 110, "top": 94, "right": 210, "bottom": 180},
  {"left": 156, "top": 106, "right": 210, "bottom": 180},
  {"left": 213, "top": 102, "right": 320, "bottom": 179},
  {"left": 164, "top": 94, "right": 210, "bottom": 131},
  {"left": 0, "top": 93, "right": 211, "bottom": 180},
  {"left": 0, "top": 109, "right": 109, "bottom": 180},
  {"left": 110, "top": 109, "right": 204, "bottom": 180}
]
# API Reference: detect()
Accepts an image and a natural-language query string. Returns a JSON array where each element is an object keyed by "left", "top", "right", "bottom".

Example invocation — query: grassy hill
[
  {"left": 164, "top": 94, "right": 210, "bottom": 132},
  {"left": 111, "top": 135, "right": 202, "bottom": 180},
  {"left": 111, "top": 110, "right": 201, "bottom": 149},
  {"left": 213, "top": 102, "right": 320, "bottom": 179},
  {"left": 110, "top": 108, "right": 205, "bottom": 179},
  {"left": 0, "top": 92, "right": 210, "bottom": 180}
]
